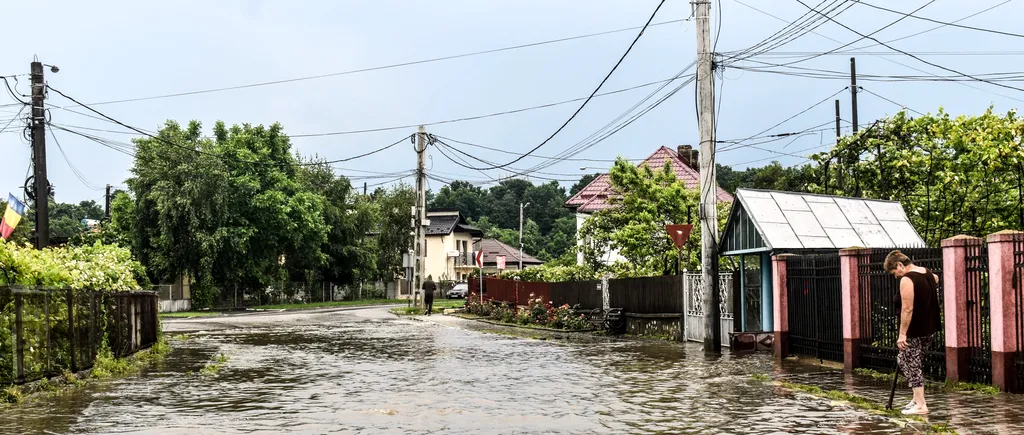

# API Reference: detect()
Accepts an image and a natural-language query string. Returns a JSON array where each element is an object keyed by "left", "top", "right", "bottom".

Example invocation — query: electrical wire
[
  {"left": 0, "top": 105, "right": 25, "bottom": 135},
  {"left": 733, "top": 0, "right": 1024, "bottom": 104},
  {"left": 47, "top": 84, "right": 413, "bottom": 167},
  {"left": 1, "top": 77, "right": 29, "bottom": 105},
  {"left": 434, "top": 136, "right": 644, "bottom": 163},
  {"left": 68, "top": 18, "right": 691, "bottom": 107},
  {"left": 472, "top": 0, "right": 668, "bottom": 170},
  {"left": 48, "top": 125, "right": 106, "bottom": 191},
  {"left": 857, "top": 87, "right": 925, "bottom": 116},
  {"left": 855, "top": 0, "right": 1024, "bottom": 39},
  {"left": 795, "top": 0, "right": 1024, "bottom": 94},
  {"left": 718, "top": 87, "right": 847, "bottom": 151}
]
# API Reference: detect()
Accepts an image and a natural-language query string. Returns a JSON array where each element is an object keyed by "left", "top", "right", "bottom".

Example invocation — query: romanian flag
[{"left": 1, "top": 194, "right": 26, "bottom": 240}]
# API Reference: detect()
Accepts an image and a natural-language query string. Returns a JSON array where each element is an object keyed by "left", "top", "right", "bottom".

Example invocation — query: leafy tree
[
  {"left": 578, "top": 158, "right": 729, "bottom": 276},
  {"left": 809, "top": 108, "right": 1024, "bottom": 244},
  {"left": 370, "top": 184, "right": 415, "bottom": 282},
  {"left": 430, "top": 180, "right": 490, "bottom": 220}
]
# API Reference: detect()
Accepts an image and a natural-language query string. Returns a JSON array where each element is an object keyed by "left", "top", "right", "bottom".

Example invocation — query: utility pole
[
  {"left": 30, "top": 61, "right": 49, "bottom": 249},
  {"left": 834, "top": 99, "right": 842, "bottom": 193},
  {"left": 413, "top": 126, "right": 428, "bottom": 308},
  {"left": 850, "top": 57, "right": 858, "bottom": 133},
  {"left": 105, "top": 184, "right": 112, "bottom": 219},
  {"left": 694, "top": 0, "right": 720, "bottom": 352},
  {"left": 518, "top": 202, "right": 529, "bottom": 271},
  {"left": 363, "top": 182, "right": 368, "bottom": 197}
]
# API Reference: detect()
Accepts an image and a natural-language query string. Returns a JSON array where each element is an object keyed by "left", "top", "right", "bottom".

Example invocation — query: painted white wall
[
  {"left": 575, "top": 212, "right": 626, "bottom": 266},
  {"left": 425, "top": 232, "right": 476, "bottom": 281}
]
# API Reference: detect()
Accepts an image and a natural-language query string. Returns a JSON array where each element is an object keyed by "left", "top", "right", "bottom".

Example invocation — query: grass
[
  {"left": 750, "top": 374, "right": 956, "bottom": 433},
  {"left": 249, "top": 299, "right": 406, "bottom": 310},
  {"left": 199, "top": 353, "right": 230, "bottom": 376},
  {"left": 2, "top": 334, "right": 172, "bottom": 404},
  {"left": 159, "top": 311, "right": 223, "bottom": 319},
  {"left": 852, "top": 368, "right": 1000, "bottom": 395}
]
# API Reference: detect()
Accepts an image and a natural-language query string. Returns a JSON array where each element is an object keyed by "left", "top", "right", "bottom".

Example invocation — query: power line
[
  {"left": 718, "top": 87, "right": 847, "bottom": 151},
  {"left": 855, "top": 0, "right": 1024, "bottom": 39},
  {"left": 474, "top": 0, "right": 668, "bottom": 170},
  {"left": 858, "top": 87, "right": 925, "bottom": 116},
  {"left": 795, "top": 0, "right": 1024, "bottom": 94},
  {"left": 65, "top": 18, "right": 691, "bottom": 107},
  {"left": 47, "top": 85, "right": 413, "bottom": 167},
  {"left": 435, "top": 135, "right": 644, "bottom": 163},
  {"left": 48, "top": 125, "right": 106, "bottom": 191},
  {"left": 0, "top": 105, "right": 25, "bottom": 135},
  {"left": 733, "top": 0, "right": 1024, "bottom": 104}
]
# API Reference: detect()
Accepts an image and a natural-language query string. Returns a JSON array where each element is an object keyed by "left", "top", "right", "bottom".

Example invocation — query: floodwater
[{"left": 0, "top": 307, "right": 912, "bottom": 434}]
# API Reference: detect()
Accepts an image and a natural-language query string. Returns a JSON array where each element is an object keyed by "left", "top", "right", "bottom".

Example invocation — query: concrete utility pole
[
  {"left": 833, "top": 99, "right": 842, "bottom": 194},
  {"left": 850, "top": 57, "right": 859, "bottom": 133},
  {"left": 413, "top": 126, "right": 428, "bottom": 308},
  {"left": 105, "top": 184, "right": 112, "bottom": 219},
  {"left": 30, "top": 61, "right": 49, "bottom": 249},
  {"left": 518, "top": 202, "right": 529, "bottom": 270},
  {"left": 694, "top": 0, "right": 720, "bottom": 352}
]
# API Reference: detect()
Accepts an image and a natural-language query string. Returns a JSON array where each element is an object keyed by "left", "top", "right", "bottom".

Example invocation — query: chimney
[{"left": 677, "top": 145, "right": 699, "bottom": 171}]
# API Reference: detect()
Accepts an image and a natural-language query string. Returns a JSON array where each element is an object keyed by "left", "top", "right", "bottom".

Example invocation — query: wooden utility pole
[
  {"left": 413, "top": 126, "right": 428, "bottom": 308},
  {"left": 518, "top": 202, "right": 529, "bottom": 271},
  {"left": 30, "top": 61, "right": 49, "bottom": 249},
  {"left": 850, "top": 57, "right": 858, "bottom": 133},
  {"left": 694, "top": 0, "right": 720, "bottom": 352}
]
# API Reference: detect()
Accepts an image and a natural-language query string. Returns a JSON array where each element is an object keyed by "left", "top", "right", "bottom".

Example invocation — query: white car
[{"left": 447, "top": 283, "right": 469, "bottom": 299}]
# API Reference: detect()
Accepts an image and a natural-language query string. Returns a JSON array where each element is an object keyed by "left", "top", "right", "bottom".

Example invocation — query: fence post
[
  {"left": 940, "top": 235, "right": 978, "bottom": 383},
  {"left": 772, "top": 254, "right": 793, "bottom": 360},
  {"left": 15, "top": 292, "right": 24, "bottom": 383},
  {"left": 67, "top": 289, "right": 78, "bottom": 373},
  {"left": 988, "top": 230, "right": 1023, "bottom": 392},
  {"left": 840, "top": 247, "right": 868, "bottom": 372}
]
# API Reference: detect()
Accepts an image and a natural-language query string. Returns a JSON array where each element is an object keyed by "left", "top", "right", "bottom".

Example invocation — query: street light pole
[{"left": 519, "top": 202, "right": 529, "bottom": 270}]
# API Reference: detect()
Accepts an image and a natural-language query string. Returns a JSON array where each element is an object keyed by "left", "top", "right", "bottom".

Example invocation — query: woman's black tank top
[{"left": 902, "top": 270, "right": 941, "bottom": 338}]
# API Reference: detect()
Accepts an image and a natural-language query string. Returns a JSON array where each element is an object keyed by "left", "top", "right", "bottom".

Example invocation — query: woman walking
[{"left": 885, "top": 250, "right": 941, "bottom": 415}]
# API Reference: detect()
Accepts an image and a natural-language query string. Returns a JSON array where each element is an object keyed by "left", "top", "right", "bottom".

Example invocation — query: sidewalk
[{"left": 777, "top": 365, "right": 1024, "bottom": 434}]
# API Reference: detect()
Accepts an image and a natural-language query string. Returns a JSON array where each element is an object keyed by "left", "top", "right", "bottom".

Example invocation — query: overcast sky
[{"left": 2, "top": 0, "right": 1022, "bottom": 205}]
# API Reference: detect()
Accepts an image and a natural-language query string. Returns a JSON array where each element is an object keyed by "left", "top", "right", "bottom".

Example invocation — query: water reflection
[{"left": 0, "top": 308, "right": 904, "bottom": 434}]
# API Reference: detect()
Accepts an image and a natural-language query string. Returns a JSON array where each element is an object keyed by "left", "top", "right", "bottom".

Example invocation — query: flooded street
[{"left": 1, "top": 307, "right": 909, "bottom": 434}]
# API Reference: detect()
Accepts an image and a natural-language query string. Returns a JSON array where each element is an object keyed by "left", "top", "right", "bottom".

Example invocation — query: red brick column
[
  {"left": 840, "top": 247, "right": 869, "bottom": 372},
  {"left": 989, "top": 230, "right": 1024, "bottom": 392},
  {"left": 772, "top": 254, "right": 793, "bottom": 360},
  {"left": 941, "top": 235, "right": 979, "bottom": 383}
]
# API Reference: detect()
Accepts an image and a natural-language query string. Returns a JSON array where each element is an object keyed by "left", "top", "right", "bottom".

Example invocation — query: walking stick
[{"left": 886, "top": 363, "right": 900, "bottom": 410}]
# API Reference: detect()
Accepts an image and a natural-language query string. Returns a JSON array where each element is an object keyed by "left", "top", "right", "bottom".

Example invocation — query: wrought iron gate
[
  {"left": 684, "top": 273, "right": 734, "bottom": 345},
  {"left": 786, "top": 254, "right": 844, "bottom": 363}
]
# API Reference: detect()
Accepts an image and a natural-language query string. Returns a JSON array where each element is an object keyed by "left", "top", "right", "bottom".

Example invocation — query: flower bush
[{"left": 464, "top": 293, "right": 492, "bottom": 316}]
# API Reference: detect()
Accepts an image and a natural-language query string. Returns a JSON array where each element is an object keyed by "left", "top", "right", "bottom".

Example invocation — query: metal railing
[
  {"left": 1012, "top": 233, "right": 1024, "bottom": 392},
  {"left": 786, "top": 254, "right": 843, "bottom": 363},
  {"left": 965, "top": 241, "right": 992, "bottom": 384},
  {"left": 0, "top": 287, "right": 158, "bottom": 385},
  {"left": 857, "top": 248, "right": 946, "bottom": 379}
]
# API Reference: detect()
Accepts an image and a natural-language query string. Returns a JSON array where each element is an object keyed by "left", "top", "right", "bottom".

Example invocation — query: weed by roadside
[
  {"left": 199, "top": 353, "right": 230, "bottom": 376},
  {"left": 852, "top": 368, "right": 1000, "bottom": 395}
]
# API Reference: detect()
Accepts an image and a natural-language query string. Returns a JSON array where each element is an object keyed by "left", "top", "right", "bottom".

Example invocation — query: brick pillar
[
  {"left": 941, "top": 235, "right": 979, "bottom": 383},
  {"left": 989, "top": 230, "right": 1024, "bottom": 392},
  {"left": 840, "top": 247, "right": 869, "bottom": 372},
  {"left": 772, "top": 254, "right": 793, "bottom": 360}
]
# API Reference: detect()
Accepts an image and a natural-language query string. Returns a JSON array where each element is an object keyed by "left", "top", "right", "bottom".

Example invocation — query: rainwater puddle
[{"left": 0, "top": 308, "right": 907, "bottom": 434}]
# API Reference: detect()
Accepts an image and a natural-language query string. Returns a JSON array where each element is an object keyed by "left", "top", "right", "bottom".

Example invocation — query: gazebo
[{"left": 719, "top": 188, "right": 926, "bottom": 333}]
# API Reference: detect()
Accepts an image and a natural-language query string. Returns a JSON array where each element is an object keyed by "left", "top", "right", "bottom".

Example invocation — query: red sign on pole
[
  {"left": 475, "top": 250, "right": 484, "bottom": 268},
  {"left": 666, "top": 224, "right": 694, "bottom": 249}
]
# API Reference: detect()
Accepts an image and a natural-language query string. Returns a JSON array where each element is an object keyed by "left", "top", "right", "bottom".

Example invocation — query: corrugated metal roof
[
  {"left": 565, "top": 146, "right": 733, "bottom": 213},
  {"left": 721, "top": 189, "right": 925, "bottom": 254}
]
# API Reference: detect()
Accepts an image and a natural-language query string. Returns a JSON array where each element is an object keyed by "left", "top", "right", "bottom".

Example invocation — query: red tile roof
[{"left": 565, "top": 146, "right": 734, "bottom": 213}]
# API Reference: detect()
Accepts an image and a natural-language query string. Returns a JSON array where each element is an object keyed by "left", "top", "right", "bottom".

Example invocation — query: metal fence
[
  {"left": 683, "top": 272, "right": 735, "bottom": 344},
  {"left": 1013, "top": 234, "right": 1024, "bottom": 392},
  {"left": 0, "top": 287, "right": 158, "bottom": 385},
  {"left": 857, "top": 248, "right": 947, "bottom": 380},
  {"left": 965, "top": 242, "right": 992, "bottom": 384},
  {"left": 786, "top": 254, "right": 843, "bottom": 363}
]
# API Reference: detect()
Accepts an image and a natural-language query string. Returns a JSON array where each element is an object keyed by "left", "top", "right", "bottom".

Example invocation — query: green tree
[
  {"left": 578, "top": 158, "right": 729, "bottom": 275},
  {"left": 371, "top": 184, "right": 415, "bottom": 282},
  {"left": 430, "top": 180, "right": 490, "bottom": 221},
  {"left": 809, "top": 108, "right": 1024, "bottom": 244}
]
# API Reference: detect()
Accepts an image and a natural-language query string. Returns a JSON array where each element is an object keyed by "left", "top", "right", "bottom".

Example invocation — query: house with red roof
[{"left": 565, "top": 145, "right": 734, "bottom": 265}]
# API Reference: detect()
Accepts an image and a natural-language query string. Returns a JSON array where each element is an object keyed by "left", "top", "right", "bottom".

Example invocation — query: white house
[{"left": 564, "top": 145, "right": 734, "bottom": 265}]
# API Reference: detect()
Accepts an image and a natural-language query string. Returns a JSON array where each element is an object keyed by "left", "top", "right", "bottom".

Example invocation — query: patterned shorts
[{"left": 897, "top": 334, "right": 933, "bottom": 388}]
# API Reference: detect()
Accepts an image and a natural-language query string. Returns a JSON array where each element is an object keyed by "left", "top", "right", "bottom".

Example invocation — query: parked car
[{"left": 447, "top": 283, "right": 469, "bottom": 299}]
